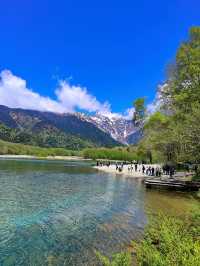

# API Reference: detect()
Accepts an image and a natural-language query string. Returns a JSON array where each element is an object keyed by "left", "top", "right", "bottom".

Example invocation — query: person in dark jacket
[{"left": 142, "top": 165, "right": 145, "bottom": 174}]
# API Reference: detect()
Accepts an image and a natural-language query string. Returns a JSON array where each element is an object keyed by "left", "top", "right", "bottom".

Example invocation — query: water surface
[{"left": 0, "top": 159, "right": 197, "bottom": 265}]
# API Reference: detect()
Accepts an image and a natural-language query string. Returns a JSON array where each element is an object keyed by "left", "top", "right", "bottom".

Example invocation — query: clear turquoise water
[{"left": 0, "top": 159, "right": 197, "bottom": 265}]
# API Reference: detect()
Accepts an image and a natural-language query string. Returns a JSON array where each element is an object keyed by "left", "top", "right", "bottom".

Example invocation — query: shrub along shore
[
  {"left": 83, "top": 147, "right": 138, "bottom": 161},
  {"left": 0, "top": 139, "right": 82, "bottom": 158},
  {"left": 97, "top": 208, "right": 200, "bottom": 266}
]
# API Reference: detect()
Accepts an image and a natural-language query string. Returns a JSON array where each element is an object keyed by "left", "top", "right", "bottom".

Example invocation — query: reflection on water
[{"left": 0, "top": 159, "right": 198, "bottom": 265}]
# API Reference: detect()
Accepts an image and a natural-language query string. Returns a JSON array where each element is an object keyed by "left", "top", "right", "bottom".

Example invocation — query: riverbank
[
  {"left": 94, "top": 163, "right": 194, "bottom": 181},
  {"left": 0, "top": 154, "right": 91, "bottom": 161},
  {"left": 94, "top": 164, "right": 160, "bottom": 178}
]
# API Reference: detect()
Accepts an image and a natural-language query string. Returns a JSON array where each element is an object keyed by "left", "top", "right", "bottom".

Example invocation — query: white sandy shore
[
  {"left": 0, "top": 155, "right": 91, "bottom": 161},
  {"left": 94, "top": 164, "right": 161, "bottom": 178},
  {"left": 94, "top": 164, "right": 193, "bottom": 181},
  {"left": 0, "top": 155, "right": 36, "bottom": 159},
  {"left": 46, "top": 156, "right": 91, "bottom": 161}
]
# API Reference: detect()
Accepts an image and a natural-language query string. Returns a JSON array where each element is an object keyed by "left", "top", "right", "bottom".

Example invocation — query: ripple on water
[{"left": 0, "top": 159, "right": 198, "bottom": 265}]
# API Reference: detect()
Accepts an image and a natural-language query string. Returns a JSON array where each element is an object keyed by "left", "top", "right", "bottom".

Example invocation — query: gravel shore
[
  {"left": 94, "top": 164, "right": 161, "bottom": 178},
  {"left": 0, "top": 155, "right": 90, "bottom": 161}
]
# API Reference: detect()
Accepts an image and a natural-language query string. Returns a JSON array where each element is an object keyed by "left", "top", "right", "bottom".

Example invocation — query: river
[{"left": 0, "top": 159, "right": 198, "bottom": 265}]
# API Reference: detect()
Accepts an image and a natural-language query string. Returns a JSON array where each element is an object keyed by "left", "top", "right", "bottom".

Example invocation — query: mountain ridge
[
  {"left": 0, "top": 105, "right": 142, "bottom": 149},
  {"left": 77, "top": 112, "right": 141, "bottom": 144}
]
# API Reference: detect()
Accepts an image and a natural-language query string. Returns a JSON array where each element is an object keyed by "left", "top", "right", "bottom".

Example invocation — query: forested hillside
[{"left": 0, "top": 105, "right": 120, "bottom": 149}]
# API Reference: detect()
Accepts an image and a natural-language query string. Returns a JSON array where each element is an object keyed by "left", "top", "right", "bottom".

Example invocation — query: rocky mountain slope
[
  {"left": 77, "top": 112, "right": 142, "bottom": 144},
  {"left": 0, "top": 105, "right": 142, "bottom": 149},
  {"left": 0, "top": 105, "right": 120, "bottom": 149}
]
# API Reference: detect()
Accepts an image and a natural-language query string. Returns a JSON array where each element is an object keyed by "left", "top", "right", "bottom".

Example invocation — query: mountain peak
[
  {"left": 77, "top": 112, "right": 140, "bottom": 144},
  {"left": 0, "top": 105, "right": 142, "bottom": 147}
]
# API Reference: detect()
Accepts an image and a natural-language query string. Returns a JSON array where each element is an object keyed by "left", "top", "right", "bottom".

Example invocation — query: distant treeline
[
  {"left": 83, "top": 147, "right": 138, "bottom": 161},
  {"left": 0, "top": 139, "right": 81, "bottom": 157}
]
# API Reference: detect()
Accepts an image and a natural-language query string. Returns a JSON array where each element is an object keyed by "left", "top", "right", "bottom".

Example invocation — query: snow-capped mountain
[
  {"left": 0, "top": 105, "right": 142, "bottom": 147},
  {"left": 76, "top": 112, "right": 142, "bottom": 144}
]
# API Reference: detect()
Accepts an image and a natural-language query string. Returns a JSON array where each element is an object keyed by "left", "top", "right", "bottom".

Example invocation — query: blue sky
[{"left": 0, "top": 0, "right": 199, "bottom": 117}]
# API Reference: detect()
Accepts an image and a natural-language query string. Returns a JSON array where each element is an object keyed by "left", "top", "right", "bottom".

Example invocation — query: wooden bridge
[{"left": 144, "top": 178, "right": 200, "bottom": 191}]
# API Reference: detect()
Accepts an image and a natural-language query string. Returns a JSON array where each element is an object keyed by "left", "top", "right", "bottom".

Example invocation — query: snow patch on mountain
[{"left": 75, "top": 112, "right": 140, "bottom": 144}]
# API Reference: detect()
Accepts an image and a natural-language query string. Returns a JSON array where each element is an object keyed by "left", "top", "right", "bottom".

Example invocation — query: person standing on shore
[
  {"left": 134, "top": 164, "right": 138, "bottom": 172},
  {"left": 169, "top": 166, "right": 175, "bottom": 178},
  {"left": 151, "top": 167, "right": 155, "bottom": 176},
  {"left": 142, "top": 165, "right": 145, "bottom": 174}
]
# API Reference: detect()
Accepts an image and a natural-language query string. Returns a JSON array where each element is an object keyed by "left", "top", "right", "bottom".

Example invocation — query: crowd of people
[
  {"left": 129, "top": 164, "right": 162, "bottom": 177},
  {"left": 96, "top": 160, "right": 175, "bottom": 178}
]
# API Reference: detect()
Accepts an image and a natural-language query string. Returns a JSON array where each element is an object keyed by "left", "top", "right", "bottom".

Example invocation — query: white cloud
[
  {"left": 0, "top": 70, "right": 110, "bottom": 114},
  {"left": 123, "top": 107, "right": 135, "bottom": 120},
  {"left": 96, "top": 107, "right": 135, "bottom": 120},
  {"left": 56, "top": 80, "right": 110, "bottom": 113},
  {"left": 146, "top": 83, "right": 168, "bottom": 115},
  {"left": 0, "top": 70, "right": 66, "bottom": 113},
  {"left": 0, "top": 69, "right": 139, "bottom": 120},
  {"left": 146, "top": 102, "right": 157, "bottom": 114}
]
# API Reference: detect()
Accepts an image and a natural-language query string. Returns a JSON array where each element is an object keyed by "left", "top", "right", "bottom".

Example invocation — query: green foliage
[
  {"left": 176, "top": 104, "right": 200, "bottom": 163},
  {"left": 98, "top": 209, "right": 200, "bottom": 266},
  {"left": 134, "top": 212, "right": 200, "bottom": 266},
  {"left": 83, "top": 147, "right": 138, "bottom": 161},
  {"left": 144, "top": 112, "right": 170, "bottom": 130},
  {"left": 169, "top": 26, "right": 200, "bottom": 108},
  {"left": 138, "top": 27, "right": 200, "bottom": 165},
  {"left": 133, "top": 97, "right": 146, "bottom": 125},
  {"left": 0, "top": 123, "right": 93, "bottom": 150},
  {"left": 192, "top": 165, "right": 200, "bottom": 181},
  {"left": 96, "top": 251, "right": 132, "bottom": 266},
  {"left": 0, "top": 139, "right": 81, "bottom": 157},
  {"left": 140, "top": 112, "right": 178, "bottom": 162}
]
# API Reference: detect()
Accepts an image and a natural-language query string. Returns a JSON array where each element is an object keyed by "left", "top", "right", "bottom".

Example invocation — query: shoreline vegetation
[
  {"left": 0, "top": 139, "right": 155, "bottom": 163},
  {"left": 96, "top": 27, "right": 200, "bottom": 266},
  {"left": 97, "top": 208, "right": 200, "bottom": 266},
  {"left": 83, "top": 147, "right": 138, "bottom": 161},
  {"left": 0, "top": 139, "right": 83, "bottom": 158}
]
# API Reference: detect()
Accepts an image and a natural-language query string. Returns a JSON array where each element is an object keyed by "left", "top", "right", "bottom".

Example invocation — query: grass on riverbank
[
  {"left": 0, "top": 139, "right": 82, "bottom": 157},
  {"left": 83, "top": 147, "right": 138, "bottom": 161},
  {"left": 98, "top": 208, "right": 200, "bottom": 266}
]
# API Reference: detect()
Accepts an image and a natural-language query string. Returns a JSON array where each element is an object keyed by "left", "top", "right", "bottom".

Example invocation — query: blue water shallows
[{"left": 0, "top": 159, "right": 196, "bottom": 265}]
